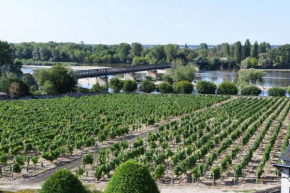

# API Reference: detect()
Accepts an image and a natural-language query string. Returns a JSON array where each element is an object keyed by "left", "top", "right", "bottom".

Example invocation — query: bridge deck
[{"left": 76, "top": 63, "right": 171, "bottom": 78}]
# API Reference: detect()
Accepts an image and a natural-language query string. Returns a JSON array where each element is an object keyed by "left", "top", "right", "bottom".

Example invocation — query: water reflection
[
  {"left": 21, "top": 67, "right": 290, "bottom": 95},
  {"left": 195, "top": 70, "right": 290, "bottom": 88}
]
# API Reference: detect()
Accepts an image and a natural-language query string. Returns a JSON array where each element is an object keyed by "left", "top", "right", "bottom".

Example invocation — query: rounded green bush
[
  {"left": 41, "top": 168, "right": 87, "bottom": 193},
  {"left": 241, "top": 85, "right": 261, "bottom": 96},
  {"left": 122, "top": 80, "right": 137, "bottom": 93},
  {"left": 268, "top": 87, "right": 286, "bottom": 97},
  {"left": 196, "top": 80, "right": 216, "bottom": 94},
  {"left": 109, "top": 78, "right": 123, "bottom": 93},
  {"left": 104, "top": 160, "right": 160, "bottom": 193},
  {"left": 157, "top": 82, "right": 173, "bottom": 94},
  {"left": 139, "top": 80, "right": 155, "bottom": 93},
  {"left": 217, "top": 81, "right": 238, "bottom": 95},
  {"left": 173, "top": 81, "right": 193, "bottom": 94}
]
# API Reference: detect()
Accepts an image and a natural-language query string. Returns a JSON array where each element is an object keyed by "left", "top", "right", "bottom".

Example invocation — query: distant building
[{"left": 274, "top": 145, "right": 290, "bottom": 193}]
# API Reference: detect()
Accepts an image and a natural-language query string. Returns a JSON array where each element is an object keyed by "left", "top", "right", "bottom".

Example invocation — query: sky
[{"left": 0, "top": 0, "right": 290, "bottom": 45}]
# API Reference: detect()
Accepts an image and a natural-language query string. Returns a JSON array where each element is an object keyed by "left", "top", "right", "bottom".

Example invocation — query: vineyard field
[
  {"left": 0, "top": 94, "right": 228, "bottom": 178},
  {"left": 80, "top": 97, "right": 290, "bottom": 186}
]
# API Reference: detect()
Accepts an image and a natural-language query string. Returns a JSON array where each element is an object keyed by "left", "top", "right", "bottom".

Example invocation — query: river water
[{"left": 22, "top": 66, "right": 290, "bottom": 96}]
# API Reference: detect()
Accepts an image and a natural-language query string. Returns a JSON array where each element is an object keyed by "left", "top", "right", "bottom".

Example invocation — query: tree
[
  {"left": 259, "top": 42, "right": 270, "bottom": 53},
  {"left": 33, "top": 68, "right": 50, "bottom": 87},
  {"left": 234, "top": 41, "right": 242, "bottom": 64},
  {"left": 198, "top": 43, "right": 208, "bottom": 50},
  {"left": 41, "top": 169, "right": 87, "bottom": 193},
  {"left": 238, "top": 68, "right": 265, "bottom": 86},
  {"left": 196, "top": 80, "right": 216, "bottom": 94},
  {"left": 258, "top": 53, "right": 272, "bottom": 67},
  {"left": 251, "top": 41, "right": 259, "bottom": 59},
  {"left": 104, "top": 160, "right": 160, "bottom": 193},
  {"left": 118, "top": 43, "right": 131, "bottom": 63},
  {"left": 241, "top": 57, "right": 258, "bottom": 69},
  {"left": 166, "top": 60, "right": 195, "bottom": 83},
  {"left": 132, "top": 57, "right": 148, "bottom": 65},
  {"left": 157, "top": 82, "right": 173, "bottom": 94},
  {"left": 243, "top": 39, "right": 251, "bottom": 58},
  {"left": 173, "top": 81, "right": 193, "bottom": 94},
  {"left": 109, "top": 78, "right": 123, "bottom": 93},
  {"left": 8, "top": 80, "right": 30, "bottom": 97},
  {"left": 33, "top": 65, "right": 77, "bottom": 94},
  {"left": 122, "top": 80, "right": 137, "bottom": 93},
  {"left": 22, "top": 73, "right": 36, "bottom": 87},
  {"left": 130, "top": 43, "right": 143, "bottom": 58},
  {"left": 164, "top": 44, "right": 179, "bottom": 63},
  {"left": 0, "top": 41, "right": 22, "bottom": 76},
  {"left": 147, "top": 46, "right": 165, "bottom": 64},
  {"left": 139, "top": 79, "right": 155, "bottom": 93},
  {"left": 217, "top": 81, "right": 238, "bottom": 95},
  {"left": 48, "top": 65, "right": 77, "bottom": 94}
]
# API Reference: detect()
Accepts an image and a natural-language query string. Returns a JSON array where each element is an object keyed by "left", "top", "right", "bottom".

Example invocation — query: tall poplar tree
[
  {"left": 251, "top": 41, "right": 259, "bottom": 59},
  {"left": 235, "top": 41, "right": 242, "bottom": 64},
  {"left": 243, "top": 39, "right": 251, "bottom": 59}
]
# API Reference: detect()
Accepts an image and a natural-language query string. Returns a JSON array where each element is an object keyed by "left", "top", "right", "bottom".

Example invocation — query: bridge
[
  {"left": 76, "top": 63, "right": 171, "bottom": 86},
  {"left": 76, "top": 63, "right": 171, "bottom": 79}
]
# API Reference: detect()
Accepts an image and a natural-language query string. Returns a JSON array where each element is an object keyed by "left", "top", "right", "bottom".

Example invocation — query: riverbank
[{"left": 22, "top": 65, "right": 111, "bottom": 70}]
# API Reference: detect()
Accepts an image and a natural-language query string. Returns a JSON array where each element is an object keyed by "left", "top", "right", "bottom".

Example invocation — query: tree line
[{"left": 10, "top": 40, "right": 290, "bottom": 69}]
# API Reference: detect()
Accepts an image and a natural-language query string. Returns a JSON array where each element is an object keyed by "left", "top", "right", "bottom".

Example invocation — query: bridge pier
[
  {"left": 96, "top": 76, "right": 108, "bottom": 86},
  {"left": 124, "top": 73, "right": 136, "bottom": 81},
  {"left": 147, "top": 70, "right": 158, "bottom": 79}
]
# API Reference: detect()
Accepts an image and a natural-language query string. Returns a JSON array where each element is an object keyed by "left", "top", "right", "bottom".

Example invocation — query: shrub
[
  {"left": 162, "top": 74, "right": 174, "bottom": 85},
  {"left": 90, "top": 83, "right": 107, "bottom": 92},
  {"left": 8, "top": 79, "right": 29, "bottom": 97},
  {"left": 217, "top": 81, "right": 238, "bottom": 95},
  {"left": 109, "top": 78, "right": 123, "bottom": 93},
  {"left": 41, "top": 168, "right": 87, "bottom": 193},
  {"left": 122, "top": 80, "right": 137, "bottom": 93},
  {"left": 139, "top": 80, "right": 155, "bottom": 93},
  {"left": 196, "top": 80, "right": 216, "bottom": 94},
  {"left": 268, "top": 87, "right": 286, "bottom": 97},
  {"left": 104, "top": 160, "right": 159, "bottom": 193},
  {"left": 241, "top": 85, "right": 261, "bottom": 96},
  {"left": 173, "top": 81, "right": 193, "bottom": 94},
  {"left": 42, "top": 81, "right": 58, "bottom": 95},
  {"left": 157, "top": 82, "right": 173, "bottom": 94}
]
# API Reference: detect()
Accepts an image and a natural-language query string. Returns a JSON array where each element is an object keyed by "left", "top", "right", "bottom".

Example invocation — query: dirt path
[{"left": 3, "top": 97, "right": 235, "bottom": 187}]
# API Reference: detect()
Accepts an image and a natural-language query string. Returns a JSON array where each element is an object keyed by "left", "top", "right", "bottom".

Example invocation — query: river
[{"left": 21, "top": 66, "right": 290, "bottom": 96}]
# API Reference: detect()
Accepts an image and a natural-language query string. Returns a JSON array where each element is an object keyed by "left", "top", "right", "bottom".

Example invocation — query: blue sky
[{"left": 0, "top": 0, "right": 290, "bottom": 45}]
